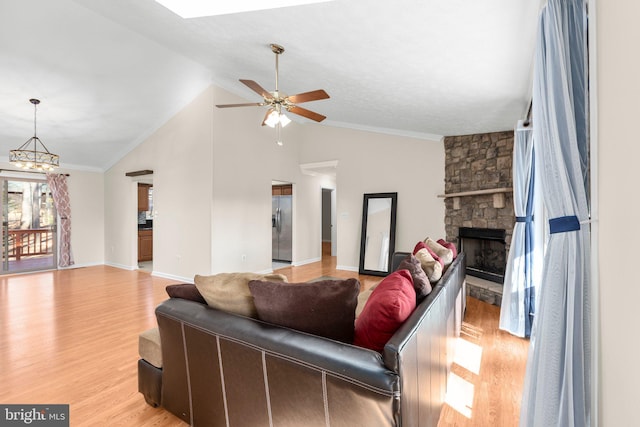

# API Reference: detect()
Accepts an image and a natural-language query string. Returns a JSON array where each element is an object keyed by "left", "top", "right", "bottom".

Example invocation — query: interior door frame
[{"left": 131, "top": 178, "right": 154, "bottom": 271}]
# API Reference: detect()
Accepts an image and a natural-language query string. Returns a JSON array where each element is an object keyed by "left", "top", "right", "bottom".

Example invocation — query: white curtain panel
[
  {"left": 520, "top": 0, "right": 591, "bottom": 426},
  {"left": 46, "top": 173, "right": 74, "bottom": 267},
  {"left": 499, "top": 121, "right": 539, "bottom": 338}
]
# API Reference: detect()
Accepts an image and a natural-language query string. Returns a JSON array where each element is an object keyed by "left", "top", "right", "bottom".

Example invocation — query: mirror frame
[{"left": 358, "top": 192, "right": 398, "bottom": 276}]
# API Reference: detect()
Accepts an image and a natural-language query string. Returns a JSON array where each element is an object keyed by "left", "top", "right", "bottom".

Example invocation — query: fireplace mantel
[
  {"left": 437, "top": 187, "right": 512, "bottom": 198},
  {"left": 438, "top": 187, "right": 512, "bottom": 209}
]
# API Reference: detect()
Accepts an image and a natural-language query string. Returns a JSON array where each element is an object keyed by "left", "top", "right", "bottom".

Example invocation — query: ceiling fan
[{"left": 216, "top": 43, "right": 330, "bottom": 127}]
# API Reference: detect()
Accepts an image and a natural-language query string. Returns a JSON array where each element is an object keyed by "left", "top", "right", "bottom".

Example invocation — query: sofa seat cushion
[
  {"left": 353, "top": 270, "right": 416, "bottom": 352},
  {"left": 249, "top": 278, "right": 360, "bottom": 343},
  {"left": 195, "top": 272, "right": 288, "bottom": 318},
  {"left": 139, "top": 327, "right": 162, "bottom": 368}
]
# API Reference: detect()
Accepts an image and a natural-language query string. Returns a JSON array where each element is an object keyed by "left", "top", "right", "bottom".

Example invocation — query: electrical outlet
[{"left": 241, "top": 254, "right": 247, "bottom": 262}]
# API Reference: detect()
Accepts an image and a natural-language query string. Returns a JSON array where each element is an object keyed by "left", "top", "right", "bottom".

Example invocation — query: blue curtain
[
  {"left": 520, "top": 0, "right": 591, "bottom": 426},
  {"left": 499, "top": 121, "right": 537, "bottom": 338}
]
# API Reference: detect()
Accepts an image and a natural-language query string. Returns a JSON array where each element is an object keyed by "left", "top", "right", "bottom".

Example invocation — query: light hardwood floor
[{"left": 0, "top": 252, "right": 528, "bottom": 426}]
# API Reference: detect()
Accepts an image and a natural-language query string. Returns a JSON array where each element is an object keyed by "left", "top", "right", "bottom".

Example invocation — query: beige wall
[
  {"left": 210, "top": 85, "right": 318, "bottom": 273},
  {"left": 103, "top": 84, "right": 446, "bottom": 280},
  {"left": 65, "top": 168, "right": 104, "bottom": 267},
  {"left": 596, "top": 2, "right": 640, "bottom": 425},
  {"left": 104, "top": 85, "right": 329, "bottom": 279},
  {"left": 104, "top": 87, "right": 215, "bottom": 280},
  {"left": 299, "top": 125, "right": 445, "bottom": 270}
]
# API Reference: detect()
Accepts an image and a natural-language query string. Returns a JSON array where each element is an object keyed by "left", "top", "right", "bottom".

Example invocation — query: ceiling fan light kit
[
  {"left": 216, "top": 43, "right": 329, "bottom": 146},
  {"left": 9, "top": 99, "right": 60, "bottom": 171},
  {"left": 264, "top": 105, "right": 291, "bottom": 128}
]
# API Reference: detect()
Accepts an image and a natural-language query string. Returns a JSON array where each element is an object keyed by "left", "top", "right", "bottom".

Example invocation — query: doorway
[
  {"left": 137, "top": 181, "right": 153, "bottom": 271},
  {"left": 272, "top": 182, "right": 293, "bottom": 269},
  {"left": 321, "top": 188, "right": 336, "bottom": 258},
  {"left": 0, "top": 178, "right": 56, "bottom": 274}
]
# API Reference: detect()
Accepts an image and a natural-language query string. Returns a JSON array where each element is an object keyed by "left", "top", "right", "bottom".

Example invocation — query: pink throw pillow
[
  {"left": 413, "top": 241, "right": 427, "bottom": 255},
  {"left": 437, "top": 239, "right": 458, "bottom": 259}
]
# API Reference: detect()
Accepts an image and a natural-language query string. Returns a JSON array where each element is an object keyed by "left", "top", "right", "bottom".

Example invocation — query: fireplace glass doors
[{"left": 458, "top": 227, "right": 506, "bottom": 284}]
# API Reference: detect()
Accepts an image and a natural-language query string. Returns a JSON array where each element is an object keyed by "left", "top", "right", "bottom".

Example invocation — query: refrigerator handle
[{"left": 276, "top": 208, "right": 281, "bottom": 232}]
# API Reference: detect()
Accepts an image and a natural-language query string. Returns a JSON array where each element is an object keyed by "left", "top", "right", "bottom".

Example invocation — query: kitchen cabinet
[
  {"left": 138, "top": 184, "right": 152, "bottom": 212},
  {"left": 272, "top": 184, "right": 292, "bottom": 196},
  {"left": 138, "top": 229, "right": 153, "bottom": 262}
]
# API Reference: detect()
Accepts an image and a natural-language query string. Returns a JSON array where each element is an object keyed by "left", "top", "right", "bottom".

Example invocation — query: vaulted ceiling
[{"left": 0, "top": 0, "right": 542, "bottom": 171}]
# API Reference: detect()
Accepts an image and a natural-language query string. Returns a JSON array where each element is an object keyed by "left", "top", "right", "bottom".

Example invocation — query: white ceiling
[{"left": 0, "top": 0, "right": 542, "bottom": 171}]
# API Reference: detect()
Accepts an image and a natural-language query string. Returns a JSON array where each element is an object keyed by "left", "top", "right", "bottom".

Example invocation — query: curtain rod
[
  {"left": 0, "top": 169, "right": 69, "bottom": 177},
  {"left": 523, "top": 100, "right": 533, "bottom": 127}
]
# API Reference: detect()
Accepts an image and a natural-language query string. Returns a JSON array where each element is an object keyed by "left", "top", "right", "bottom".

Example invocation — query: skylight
[{"left": 154, "top": 0, "right": 335, "bottom": 18}]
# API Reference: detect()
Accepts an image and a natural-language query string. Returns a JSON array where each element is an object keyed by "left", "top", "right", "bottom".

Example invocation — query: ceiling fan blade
[
  {"left": 261, "top": 108, "right": 275, "bottom": 126},
  {"left": 215, "top": 102, "right": 264, "bottom": 108},
  {"left": 287, "top": 105, "right": 327, "bottom": 123},
  {"left": 239, "top": 79, "right": 274, "bottom": 100},
  {"left": 288, "top": 89, "right": 330, "bottom": 104}
]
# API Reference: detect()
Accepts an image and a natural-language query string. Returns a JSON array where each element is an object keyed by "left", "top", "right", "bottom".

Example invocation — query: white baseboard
[
  {"left": 293, "top": 257, "right": 321, "bottom": 267},
  {"left": 151, "top": 271, "right": 193, "bottom": 283},
  {"left": 58, "top": 261, "right": 104, "bottom": 270},
  {"left": 105, "top": 261, "right": 135, "bottom": 271},
  {"left": 336, "top": 264, "right": 359, "bottom": 272},
  {"left": 104, "top": 262, "right": 191, "bottom": 283}
]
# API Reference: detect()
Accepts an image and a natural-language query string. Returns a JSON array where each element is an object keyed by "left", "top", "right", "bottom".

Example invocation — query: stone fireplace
[{"left": 443, "top": 131, "right": 514, "bottom": 306}]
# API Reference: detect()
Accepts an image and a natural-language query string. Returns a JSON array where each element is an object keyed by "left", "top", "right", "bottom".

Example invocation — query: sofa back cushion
[
  {"left": 195, "top": 272, "right": 287, "bottom": 318},
  {"left": 353, "top": 270, "right": 416, "bottom": 352},
  {"left": 249, "top": 278, "right": 360, "bottom": 343}
]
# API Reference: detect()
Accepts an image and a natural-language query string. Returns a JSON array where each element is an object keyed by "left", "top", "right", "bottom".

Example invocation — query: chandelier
[{"left": 9, "top": 99, "right": 59, "bottom": 171}]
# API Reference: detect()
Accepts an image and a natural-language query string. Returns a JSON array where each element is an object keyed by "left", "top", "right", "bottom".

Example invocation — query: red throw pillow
[
  {"left": 437, "top": 239, "right": 458, "bottom": 259},
  {"left": 413, "top": 241, "right": 427, "bottom": 255},
  {"left": 353, "top": 270, "right": 417, "bottom": 352}
]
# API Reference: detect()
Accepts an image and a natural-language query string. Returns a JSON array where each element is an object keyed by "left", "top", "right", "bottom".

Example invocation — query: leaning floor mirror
[{"left": 359, "top": 192, "right": 398, "bottom": 276}]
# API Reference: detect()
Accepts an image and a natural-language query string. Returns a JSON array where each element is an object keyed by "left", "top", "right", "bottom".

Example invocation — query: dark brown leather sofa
[{"left": 139, "top": 252, "right": 466, "bottom": 426}]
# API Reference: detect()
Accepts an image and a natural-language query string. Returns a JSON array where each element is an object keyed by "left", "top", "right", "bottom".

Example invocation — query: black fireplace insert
[{"left": 458, "top": 227, "right": 506, "bottom": 284}]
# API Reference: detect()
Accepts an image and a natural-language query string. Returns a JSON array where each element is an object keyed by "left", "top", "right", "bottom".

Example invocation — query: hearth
[{"left": 458, "top": 227, "right": 506, "bottom": 284}]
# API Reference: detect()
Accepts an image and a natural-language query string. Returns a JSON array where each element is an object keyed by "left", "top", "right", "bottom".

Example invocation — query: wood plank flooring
[
  {"left": 437, "top": 297, "right": 529, "bottom": 427},
  {"left": 0, "top": 252, "right": 528, "bottom": 426}
]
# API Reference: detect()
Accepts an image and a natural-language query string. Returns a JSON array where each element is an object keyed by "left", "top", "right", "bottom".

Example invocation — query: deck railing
[{"left": 7, "top": 229, "right": 54, "bottom": 260}]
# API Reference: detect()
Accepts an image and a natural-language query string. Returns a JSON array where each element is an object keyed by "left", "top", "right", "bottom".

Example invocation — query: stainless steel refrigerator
[{"left": 272, "top": 194, "right": 292, "bottom": 262}]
